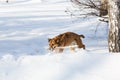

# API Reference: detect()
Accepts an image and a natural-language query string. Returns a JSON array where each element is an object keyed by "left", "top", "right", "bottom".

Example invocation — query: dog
[{"left": 48, "top": 32, "right": 85, "bottom": 53}]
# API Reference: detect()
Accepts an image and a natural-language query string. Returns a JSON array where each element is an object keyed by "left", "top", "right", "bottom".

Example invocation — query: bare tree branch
[{"left": 69, "top": 0, "right": 108, "bottom": 22}]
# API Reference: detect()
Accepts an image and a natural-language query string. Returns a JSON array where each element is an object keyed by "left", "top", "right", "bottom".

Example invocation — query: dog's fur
[{"left": 48, "top": 32, "right": 85, "bottom": 53}]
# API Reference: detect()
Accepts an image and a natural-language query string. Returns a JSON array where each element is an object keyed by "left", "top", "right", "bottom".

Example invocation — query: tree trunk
[
  {"left": 100, "top": 0, "right": 108, "bottom": 16},
  {"left": 108, "top": 0, "right": 120, "bottom": 52}
]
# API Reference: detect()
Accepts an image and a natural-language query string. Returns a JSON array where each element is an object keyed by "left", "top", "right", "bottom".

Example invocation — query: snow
[{"left": 0, "top": 0, "right": 120, "bottom": 80}]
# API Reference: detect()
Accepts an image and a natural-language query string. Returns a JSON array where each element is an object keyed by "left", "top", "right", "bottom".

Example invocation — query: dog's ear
[
  {"left": 56, "top": 39, "right": 59, "bottom": 43},
  {"left": 48, "top": 38, "right": 51, "bottom": 42}
]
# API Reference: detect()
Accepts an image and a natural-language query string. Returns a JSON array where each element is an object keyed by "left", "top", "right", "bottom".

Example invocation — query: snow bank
[{"left": 0, "top": 50, "right": 120, "bottom": 80}]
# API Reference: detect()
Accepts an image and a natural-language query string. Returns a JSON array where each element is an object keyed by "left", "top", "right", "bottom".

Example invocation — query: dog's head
[{"left": 48, "top": 38, "right": 60, "bottom": 51}]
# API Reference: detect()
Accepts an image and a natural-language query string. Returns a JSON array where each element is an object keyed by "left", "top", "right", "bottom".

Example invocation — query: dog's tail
[{"left": 79, "top": 35, "right": 85, "bottom": 38}]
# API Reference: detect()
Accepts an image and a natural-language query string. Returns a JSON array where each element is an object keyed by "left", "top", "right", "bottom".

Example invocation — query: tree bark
[
  {"left": 108, "top": 0, "right": 120, "bottom": 52},
  {"left": 100, "top": 0, "right": 108, "bottom": 16}
]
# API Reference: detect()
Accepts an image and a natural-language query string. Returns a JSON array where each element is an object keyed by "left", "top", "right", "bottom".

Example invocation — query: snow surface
[{"left": 0, "top": 0, "right": 120, "bottom": 80}]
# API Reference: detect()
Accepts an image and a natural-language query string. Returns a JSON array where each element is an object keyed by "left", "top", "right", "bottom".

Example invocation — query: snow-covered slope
[
  {"left": 0, "top": 0, "right": 108, "bottom": 56},
  {"left": 0, "top": 0, "right": 120, "bottom": 80}
]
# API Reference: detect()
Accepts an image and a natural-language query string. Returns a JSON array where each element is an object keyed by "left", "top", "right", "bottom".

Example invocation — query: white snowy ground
[{"left": 0, "top": 0, "right": 120, "bottom": 80}]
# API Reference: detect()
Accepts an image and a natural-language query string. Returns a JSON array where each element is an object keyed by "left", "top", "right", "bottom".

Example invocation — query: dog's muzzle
[{"left": 49, "top": 45, "right": 57, "bottom": 51}]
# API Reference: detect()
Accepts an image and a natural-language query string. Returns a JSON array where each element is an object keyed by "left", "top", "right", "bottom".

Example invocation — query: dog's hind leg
[{"left": 75, "top": 38, "right": 85, "bottom": 49}]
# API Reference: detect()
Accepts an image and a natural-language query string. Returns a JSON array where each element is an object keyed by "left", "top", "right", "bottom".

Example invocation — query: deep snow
[{"left": 0, "top": 0, "right": 120, "bottom": 80}]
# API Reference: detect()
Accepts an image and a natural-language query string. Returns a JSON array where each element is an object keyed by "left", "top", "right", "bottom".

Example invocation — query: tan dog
[{"left": 48, "top": 32, "right": 85, "bottom": 53}]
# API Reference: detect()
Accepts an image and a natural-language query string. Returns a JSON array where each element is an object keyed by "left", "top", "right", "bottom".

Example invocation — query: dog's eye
[{"left": 51, "top": 44, "right": 55, "bottom": 47}]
